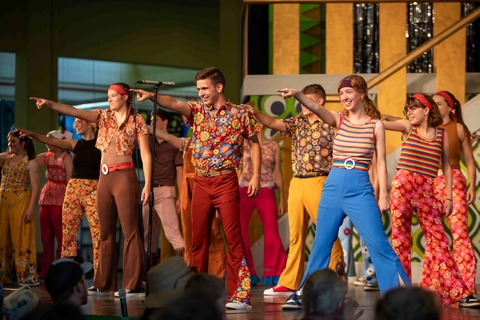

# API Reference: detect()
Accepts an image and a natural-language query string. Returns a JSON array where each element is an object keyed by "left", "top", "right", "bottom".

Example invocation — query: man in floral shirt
[
  {"left": 247, "top": 84, "right": 344, "bottom": 297},
  {"left": 134, "top": 67, "right": 261, "bottom": 310}
]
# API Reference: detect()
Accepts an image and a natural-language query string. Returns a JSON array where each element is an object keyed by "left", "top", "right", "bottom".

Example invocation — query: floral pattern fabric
[
  {"left": 435, "top": 169, "right": 477, "bottom": 293},
  {"left": 95, "top": 109, "right": 148, "bottom": 155},
  {"left": 185, "top": 101, "right": 260, "bottom": 170},
  {"left": 390, "top": 169, "right": 469, "bottom": 305},
  {"left": 239, "top": 139, "right": 276, "bottom": 188},
  {"left": 281, "top": 116, "right": 334, "bottom": 175},
  {"left": 0, "top": 155, "right": 38, "bottom": 284},
  {"left": 61, "top": 178, "right": 100, "bottom": 276},
  {"left": 230, "top": 257, "right": 252, "bottom": 306},
  {"left": 39, "top": 151, "right": 70, "bottom": 206}
]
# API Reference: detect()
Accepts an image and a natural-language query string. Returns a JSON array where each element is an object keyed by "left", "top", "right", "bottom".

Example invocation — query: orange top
[
  {"left": 95, "top": 109, "right": 148, "bottom": 155},
  {"left": 439, "top": 121, "right": 461, "bottom": 170}
]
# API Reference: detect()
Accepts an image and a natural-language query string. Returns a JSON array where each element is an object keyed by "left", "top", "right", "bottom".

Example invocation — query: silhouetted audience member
[
  {"left": 375, "top": 287, "right": 441, "bottom": 320},
  {"left": 33, "top": 303, "right": 84, "bottom": 320},
  {"left": 302, "top": 268, "right": 363, "bottom": 320},
  {"left": 154, "top": 291, "right": 222, "bottom": 320},
  {"left": 141, "top": 257, "right": 196, "bottom": 320},
  {"left": 184, "top": 273, "right": 227, "bottom": 319}
]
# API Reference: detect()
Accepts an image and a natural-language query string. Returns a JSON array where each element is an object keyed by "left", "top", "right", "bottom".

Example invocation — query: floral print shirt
[
  {"left": 239, "top": 139, "right": 276, "bottom": 188},
  {"left": 282, "top": 115, "right": 335, "bottom": 175},
  {"left": 95, "top": 109, "right": 148, "bottom": 155},
  {"left": 185, "top": 101, "right": 260, "bottom": 170}
]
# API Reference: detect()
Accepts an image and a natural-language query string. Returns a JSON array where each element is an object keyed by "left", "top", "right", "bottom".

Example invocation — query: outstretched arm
[
  {"left": 276, "top": 88, "right": 339, "bottom": 127},
  {"left": 18, "top": 128, "right": 76, "bottom": 151},
  {"left": 244, "top": 104, "right": 287, "bottom": 132},
  {"left": 30, "top": 98, "right": 98, "bottom": 123},
  {"left": 133, "top": 90, "right": 191, "bottom": 117},
  {"left": 147, "top": 126, "right": 183, "bottom": 150},
  {"left": 381, "top": 116, "right": 410, "bottom": 134}
]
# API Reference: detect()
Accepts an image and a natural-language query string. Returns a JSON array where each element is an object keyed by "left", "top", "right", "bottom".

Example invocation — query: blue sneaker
[{"left": 282, "top": 291, "right": 302, "bottom": 310}]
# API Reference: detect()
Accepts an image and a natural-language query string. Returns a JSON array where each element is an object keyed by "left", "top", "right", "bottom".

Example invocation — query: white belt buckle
[
  {"left": 344, "top": 158, "right": 355, "bottom": 170},
  {"left": 101, "top": 164, "right": 109, "bottom": 175}
]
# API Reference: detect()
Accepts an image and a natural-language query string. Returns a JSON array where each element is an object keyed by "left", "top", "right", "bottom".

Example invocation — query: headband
[
  {"left": 411, "top": 93, "right": 432, "bottom": 111},
  {"left": 338, "top": 79, "right": 353, "bottom": 92},
  {"left": 108, "top": 84, "right": 128, "bottom": 96},
  {"left": 435, "top": 91, "right": 455, "bottom": 110}
]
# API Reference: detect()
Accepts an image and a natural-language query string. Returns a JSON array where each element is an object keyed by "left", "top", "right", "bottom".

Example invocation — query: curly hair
[{"left": 338, "top": 75, "right": 381, "bottom": 119}]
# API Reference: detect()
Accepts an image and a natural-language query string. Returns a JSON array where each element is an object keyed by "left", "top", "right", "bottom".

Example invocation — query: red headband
[
  {"left": 435, "top": 91, "right": 455, "bottom": 110},
  {"left": 338, "top": 79, "right": 353, "bottom": 92},
  {"left": 108, "top": 84, "right": 128, "bottom": 96},
  {"left": 412, "top": 93, "right": 432, "bottom": 111}
]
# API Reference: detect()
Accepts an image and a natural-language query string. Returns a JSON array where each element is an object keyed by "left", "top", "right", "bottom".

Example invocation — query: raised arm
[
  {"left": 276, "top": 88, "right": 339, "bottom": 127},
  {"left": 30, "top": 98, "right": 98, "bottom": 123},
  {"left": 273, "top": 142, "right": 285, "bottom": 216},
  {"left": 18, "top": 128, "right": 77, "bottom": 151},
  {"left": 458, "top": 123, "right": 476, "bottom": 205},
  {"left": 134, "top": 90, "right": 191, "bottom": 117},
  {"left": 244, "top": 104, "right": 287, "bottom": 132},
  {"left": 374, "top": 121, "right": 389, "bottom": 213},
  {"left": 381, "top": 116, "right": 410, "bottom": 134}
]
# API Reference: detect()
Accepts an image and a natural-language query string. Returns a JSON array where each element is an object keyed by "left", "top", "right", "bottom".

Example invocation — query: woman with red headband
[
  {"left": 432, "top": 91, "right": 477, "bottom": 300},
  {"left": 277, "top": 75, "right": 411, "bottom": 310},
  {"left": 30, "top": 82, "right": 151, "bottom": 297},
  {"left": 382, "top": 93, "right": 478, "bottom": 306}
]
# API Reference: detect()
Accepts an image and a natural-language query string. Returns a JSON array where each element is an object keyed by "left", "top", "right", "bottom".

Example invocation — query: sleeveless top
[
  {"left": 239, "top": 139, "right": 276, "bottom": 188},
  {"left": 332, "top": 112, "right": 377, "bottom": 171},
  {"left": 39, "top": 151, "right": 70, "bottom": 206},
  {"left": 439, "top": 121, "right": 461, "bottom": 169},
  {"left": 72, "top": 137, "right": 101, "bottom": 180},
  {"left": 397, "top": 125, "right": 444, "bottom": 178},
  {"left": 1, "top": 155, "right": 30, "bottom": 188}
]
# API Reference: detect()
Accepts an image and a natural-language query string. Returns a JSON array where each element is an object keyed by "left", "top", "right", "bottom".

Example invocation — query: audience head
[
  {"left": 302, "top": 268, "right": 347, "bottom": 319},
  {"left": 143, "top": 257, "right": 195, "bottom": 312},
  {"left": 154, "top": 291, "right": 223, "bottom": 320},
  {"left": 35, "top": 303, "right": 85, "bottom": 320},
  {"left": 184, "top": 273, "right": 227, "bottom": 316},
  {"left": 44, "top": 257, "right": 92, "bottom": 307},
  {"left": 375, "top": 287, "right": 441, "bottom": 320}
]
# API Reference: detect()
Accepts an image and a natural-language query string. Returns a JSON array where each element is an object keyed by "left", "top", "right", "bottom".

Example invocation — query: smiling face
[
  {"left": 432, "top": 95, "right": 451, "bottom": 118},
  {"left": 339, "top": 87, "right": 363, "bottom": 112},
  {"left": 196, "top": 78, "right": 222, "bottom": 106},
  {"left": 403, "top": 101, "right": 428, "bottom": 125},
  {"left": 7, "top": 135, "right": 24, "bottom": 154},
  {"left": 107, "top": 90, "right": 128, "bottom": 111}
]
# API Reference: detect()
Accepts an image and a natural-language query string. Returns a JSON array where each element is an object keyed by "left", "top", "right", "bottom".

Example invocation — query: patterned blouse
[
  {"left": 95, "top": 109, "right": 148, "bottom": 155},
  {"left": 185, "top": 100, "right": 260, "bottom": 170},
  {"left": 1, "top": 155, "right": 30, "bottom": 188},
  {"left": 282, "top": 115, "right": 335, "bottom": 175},
  {"left": 239, "top": 139, "right": 276, "bottom": 188},
  {"left": 39, "top": 151, "right": 70, "bottom": 206}
]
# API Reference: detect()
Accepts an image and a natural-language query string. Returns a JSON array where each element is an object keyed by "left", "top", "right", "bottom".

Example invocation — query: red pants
[
  {"left": 191, "top": 172, "right": 243, "bottom": 296},
  {"left": 39, "top": 204, "right": 63, "bottom": 278},
  {"left": 239, "top": 186, "right": 286, "bottom": 282}
]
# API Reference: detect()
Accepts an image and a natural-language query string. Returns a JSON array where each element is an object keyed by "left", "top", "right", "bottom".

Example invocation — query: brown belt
[
  {"left": 293, "top": 172, "right": 329, "bottom": 179},
  {"left": 195, "top": 168, "right": 235, "bottom": 178}
]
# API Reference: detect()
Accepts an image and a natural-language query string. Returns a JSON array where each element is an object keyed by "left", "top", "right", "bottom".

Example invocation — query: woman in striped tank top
[
  {"left": 277, "top": 75, "right": 410, "bottom": 310},
  {"left": 383, "top": 93, "right": 477, "bottom": 306}
]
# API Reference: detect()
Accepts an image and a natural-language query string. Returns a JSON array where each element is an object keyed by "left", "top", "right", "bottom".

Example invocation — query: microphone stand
[{"left": 146, "top": 84, "right": 159, "bottom": 274}]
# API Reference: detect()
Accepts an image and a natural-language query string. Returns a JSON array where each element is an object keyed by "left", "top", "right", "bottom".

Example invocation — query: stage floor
[{"left": 5, "top": 282, "right": 479, "bottom": 319}]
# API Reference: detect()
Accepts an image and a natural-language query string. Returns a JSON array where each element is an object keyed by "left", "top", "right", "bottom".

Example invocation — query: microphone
[
  {"left": 118, "top": 288, "right": 128, "bottom": 317},
  {"left": 136, "top": 80, "right": 175, "bottom": 86}
]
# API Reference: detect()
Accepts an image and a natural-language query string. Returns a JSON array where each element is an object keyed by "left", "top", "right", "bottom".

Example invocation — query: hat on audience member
[
  {"left": 143, "top": 256, "right": 195, "bottom": 309},
  {"left": 45, "top": 258, "right": 93, "bottom": 300},
  {"left": 47, "top": 130, "right": 73, "bottom": 140},
  {"left": 4, "top": 286, "right": 40, "bottom": 320}
]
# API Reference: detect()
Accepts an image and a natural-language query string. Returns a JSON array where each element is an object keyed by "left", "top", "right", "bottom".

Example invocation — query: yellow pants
[
  {"left": 278, "top": 176, "right": 344, "bottom": 290},
  {"left": 0, "top": 187, "right": 38, "bottom": 284}
]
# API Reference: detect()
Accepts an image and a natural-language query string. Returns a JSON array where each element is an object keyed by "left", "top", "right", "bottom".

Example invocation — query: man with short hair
[
  {"left": 134, "top": 67, "right": 260, "bottom": 309},
  {"left": 44, "top": 258, "right": 91, "bottom": 307},
  {"left": 143, "top": 108, "right": 185, "bottom": 261},
  {"left": 247, "top": 84, "right": 344, "bottom": 296}
]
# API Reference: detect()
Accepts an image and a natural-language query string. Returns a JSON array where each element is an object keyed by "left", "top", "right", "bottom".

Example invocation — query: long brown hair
[
  {"left": 338, "top": 75, "right": 381, "bottom": 119},
  {"left": 404, "top": 94, "right": 442, "bottom": 127}
]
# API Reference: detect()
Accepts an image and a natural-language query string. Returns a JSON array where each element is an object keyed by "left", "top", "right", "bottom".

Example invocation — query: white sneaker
[
  {"left": 114, "top": 288, "right": 145, "bottom": 298},
  {"left": 226, "top": 300, "right": 252, "bottom": 310},
  {"left": 87, "top": 286, "right": 108, "bottom": 296},
  {"left": 353, "top": 277, "right": 365, "bottom": 286}
]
